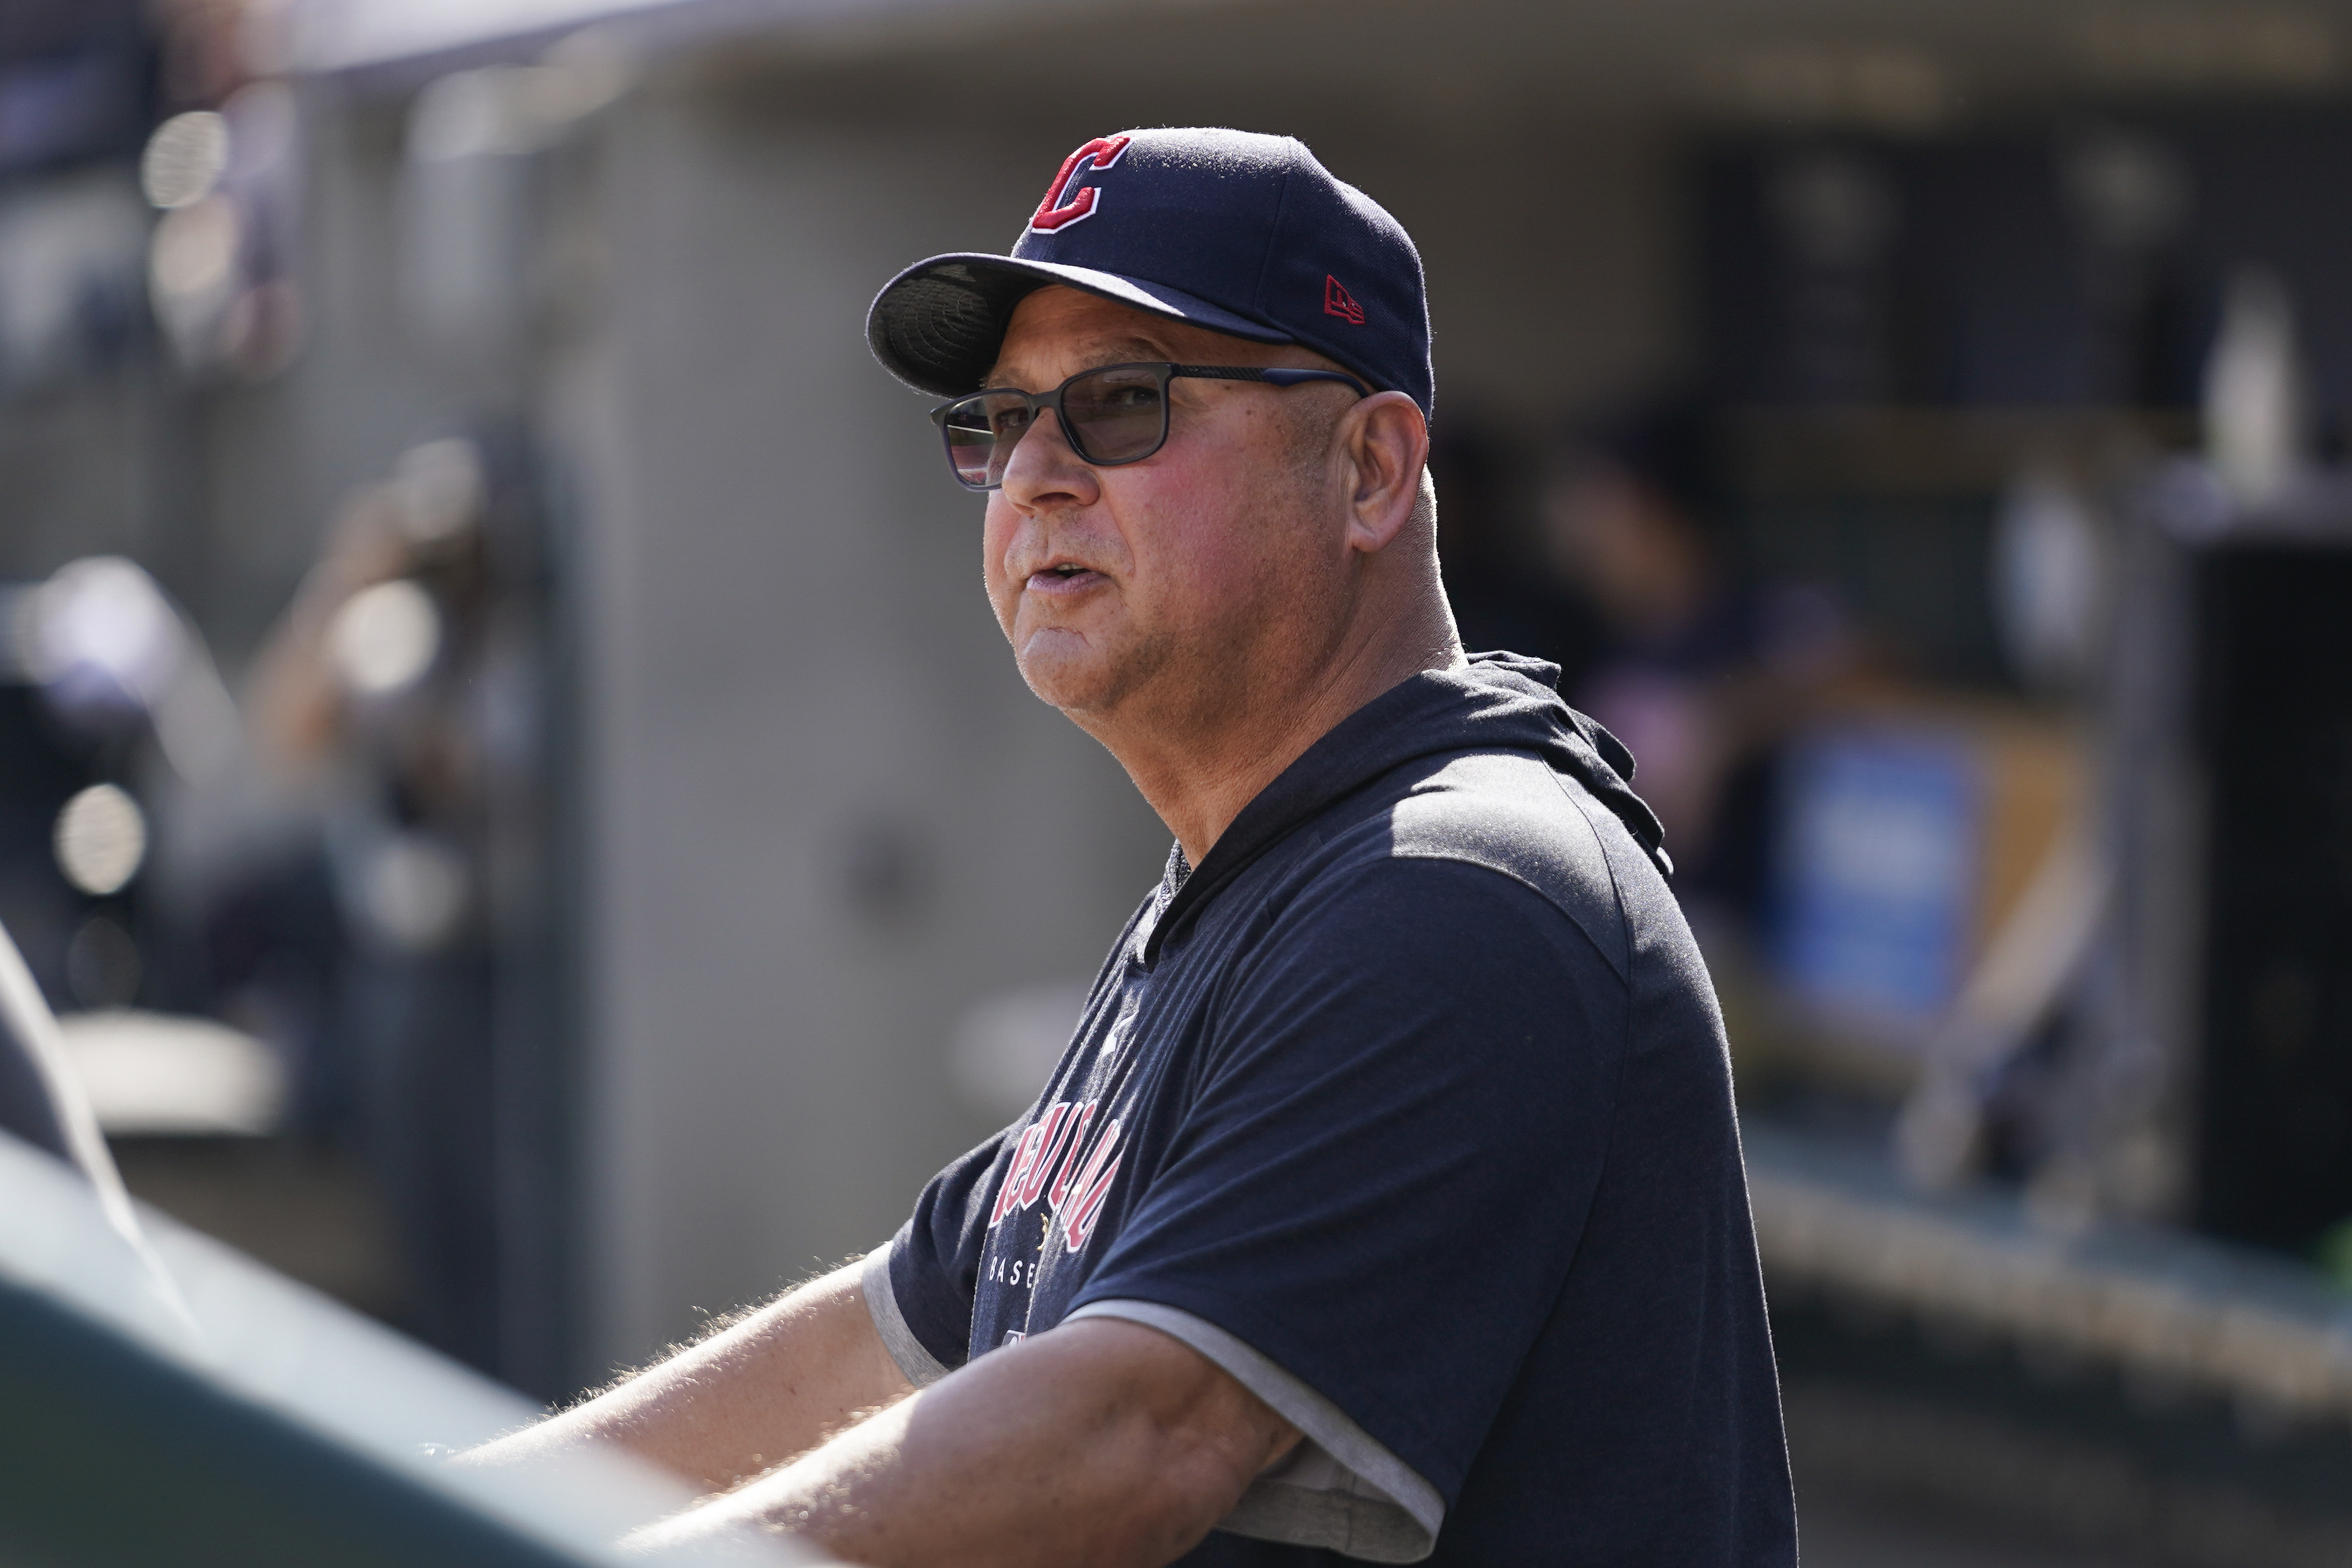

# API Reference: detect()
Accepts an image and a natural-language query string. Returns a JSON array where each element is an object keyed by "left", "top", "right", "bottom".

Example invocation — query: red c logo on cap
[{"left": 1029, "top": 136, "right": 1133, "bottom": 233}]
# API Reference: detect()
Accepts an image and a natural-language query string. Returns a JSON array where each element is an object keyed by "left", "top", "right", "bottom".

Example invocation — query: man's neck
[{"left": 1080, "top": 608, "right": 1463, "bottom": 866}]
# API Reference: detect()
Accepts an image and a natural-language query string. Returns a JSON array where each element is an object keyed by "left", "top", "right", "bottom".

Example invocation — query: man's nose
[{"left": 999, "top": 408, "right": 1099, "bottom": 510}]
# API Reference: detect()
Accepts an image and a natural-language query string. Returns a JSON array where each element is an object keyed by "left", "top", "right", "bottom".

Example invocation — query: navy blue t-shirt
[{"left": 868, "top": 654, "right": 1794, "bottom": 1564}]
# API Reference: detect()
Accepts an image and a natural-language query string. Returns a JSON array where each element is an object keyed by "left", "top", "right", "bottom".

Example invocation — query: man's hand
[
  {"left": 625, "top": 1316, "right": 1302, "bottom": 1568},
  {"left": 457, "top": 1259, "right": 913, "bottom": 1493}
]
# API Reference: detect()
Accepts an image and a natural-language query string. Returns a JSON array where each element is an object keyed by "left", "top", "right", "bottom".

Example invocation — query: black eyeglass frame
[{"left": 928, "top": 361, "right": 1375, "bottom": 491}]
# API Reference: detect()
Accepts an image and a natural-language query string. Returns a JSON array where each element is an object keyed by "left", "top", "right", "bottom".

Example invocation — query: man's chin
[
  {"left": 1014, "top": 623, "right": 1171, "bottom": 721},
  {"left": 1016, "top": 654, "right": 1120, "bottom": 715},
  {"left": 1016, "top": 642, "right": 1148, "bottom": 719}
]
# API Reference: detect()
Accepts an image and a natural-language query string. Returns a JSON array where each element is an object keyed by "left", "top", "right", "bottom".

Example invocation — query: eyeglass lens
[{"left": 941, "top": 364, "right": 1168, "bottom": 488}]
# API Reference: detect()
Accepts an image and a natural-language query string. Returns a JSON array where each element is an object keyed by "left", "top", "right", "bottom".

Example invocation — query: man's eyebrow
[{"left": 984, "top": 336, "right": 1171, "bottom": 389}]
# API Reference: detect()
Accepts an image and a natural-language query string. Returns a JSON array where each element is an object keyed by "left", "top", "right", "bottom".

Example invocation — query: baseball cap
[{"left": 866, "top": 127, "right": 1433, "bottom": 424}]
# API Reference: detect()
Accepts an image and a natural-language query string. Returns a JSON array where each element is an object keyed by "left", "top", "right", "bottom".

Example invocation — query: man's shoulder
[{"left": 1320, "top": 747, "right": 1632, "bottom": 983}]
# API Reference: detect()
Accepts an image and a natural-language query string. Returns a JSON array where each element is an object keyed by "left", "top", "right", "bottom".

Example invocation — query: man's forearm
[
  {"left": 623, "top": 1317, "right": 1298, "bottom": 1568},
  {"left": 461, "top": 1259, "right": 914, "bottom": 1493}
]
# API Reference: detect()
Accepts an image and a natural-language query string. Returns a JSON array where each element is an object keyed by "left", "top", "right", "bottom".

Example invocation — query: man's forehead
[
  {"left": 987, "top": 288, "right": 1275, "bottom": 385},
  {"left": 986, "top": 331, "right": 1167, "bottom": 386},
  {"left": 988, "top": 318, "right": 1176, "bottom": 386}
]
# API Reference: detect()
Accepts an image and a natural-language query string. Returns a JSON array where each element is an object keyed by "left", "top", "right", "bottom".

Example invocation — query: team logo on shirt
[{"left": 989, "top": 1098, "right": 1125, "bottom": 1252}]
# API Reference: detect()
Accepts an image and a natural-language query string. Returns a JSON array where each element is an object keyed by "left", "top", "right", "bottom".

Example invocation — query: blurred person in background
[
  {"left": 464, "top": 128, "right": 1792, "bottom": 1568},
  {"left": 229, "top": 433, "right": 546, "bottom": 1370},
  {"left": 1426, "top": 418, "right": 1599, "bottom": 690},
  {"left": 1542, "top": 400, "right": 1854, "bottom": 928}
]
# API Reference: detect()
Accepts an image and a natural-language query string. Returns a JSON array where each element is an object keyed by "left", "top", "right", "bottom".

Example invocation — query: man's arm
[
  {"left": 459, "top": 1259, "right": 914, "bottom": 1493},
  {"left": 624, "top": 1316, "right": 1301, "bottom": 1568}
]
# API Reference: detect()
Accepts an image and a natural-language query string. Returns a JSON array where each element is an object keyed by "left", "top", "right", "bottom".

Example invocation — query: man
[{"left": 468, "top": 128, "right": 1794, "bottom": 1566}]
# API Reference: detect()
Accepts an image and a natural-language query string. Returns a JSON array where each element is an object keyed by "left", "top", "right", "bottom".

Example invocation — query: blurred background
[{"left": 3, "top": 0, "right": 2351, "bottom": 1561}]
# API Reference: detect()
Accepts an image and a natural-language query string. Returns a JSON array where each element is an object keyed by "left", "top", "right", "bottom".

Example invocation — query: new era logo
[{"left": 1324, "top": 275, "right": 1366, "bottom": 325}]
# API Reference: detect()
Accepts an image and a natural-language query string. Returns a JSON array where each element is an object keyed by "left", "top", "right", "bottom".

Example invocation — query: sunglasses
[{"left": 929, "top": 361, "right": 1373, "bottom": 491}]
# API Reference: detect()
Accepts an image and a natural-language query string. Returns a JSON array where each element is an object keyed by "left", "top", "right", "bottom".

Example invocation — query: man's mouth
[{"left": 1029, "top": 561, "right": 1104, "bottom": 591}]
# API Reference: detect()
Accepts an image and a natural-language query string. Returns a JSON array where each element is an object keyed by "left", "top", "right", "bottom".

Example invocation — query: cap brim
[{"left": 866, "top": 253, "right": 1294, "bottom": 399}]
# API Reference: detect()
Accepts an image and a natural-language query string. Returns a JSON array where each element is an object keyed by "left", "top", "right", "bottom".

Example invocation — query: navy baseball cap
[{"left": 866, "top": 127, "right": 1433, "bottom": 423}]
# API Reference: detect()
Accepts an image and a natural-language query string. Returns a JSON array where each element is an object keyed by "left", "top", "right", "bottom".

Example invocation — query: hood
[{"left": 1146, "top": 650, "right": 1668, "bottom": 964}]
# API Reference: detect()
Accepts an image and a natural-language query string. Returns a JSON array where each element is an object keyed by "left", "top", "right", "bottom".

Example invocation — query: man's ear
[{"left": 1340, "top": 392, "right": 1430, "bottom": 557}]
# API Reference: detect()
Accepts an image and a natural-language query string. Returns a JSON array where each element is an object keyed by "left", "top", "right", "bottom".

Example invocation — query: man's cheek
[{"left": 982, "top": 552, "right": 1021, "bottom": 630}]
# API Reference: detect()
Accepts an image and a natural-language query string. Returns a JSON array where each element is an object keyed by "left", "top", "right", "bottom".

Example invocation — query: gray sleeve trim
[
  {"left": 859, "top": 1243, "right": 950, "bottom": 1389},
  {"left": 1064, "top": 1299, "right": 1442, "bottom": 1564}
]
